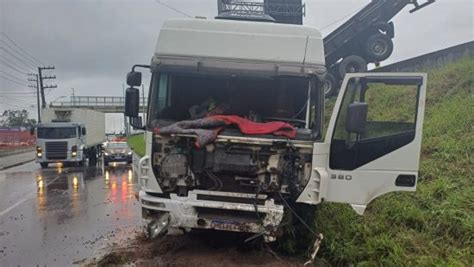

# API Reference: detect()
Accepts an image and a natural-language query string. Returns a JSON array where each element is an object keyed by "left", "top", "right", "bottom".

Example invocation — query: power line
[
  {"left": 1, "top": 96, "right": 37, "bottom": 105},
  {"left": 0, "top": 101, "right": 30, "bottom": 110},
  {"left": 0, "top": 75, "right": 28, "bottom": 86},
  {"left": 0, "top": 39, "right": 38, "bottom": 67},
  {"left": 1, "top": 32, "right": 44, "bottom": 65},
  {"left": 155, "top": 0, "right": 192, "bottom": 18},
  {"left": 1, "top": 93, "right": 38, "bottom": 103},
  {"left": 0, "top": 57, "right": 29, "bottom": 74},
  {"left": 0, "top": 47, "right": 37, "bottom": 70},
  {"left": 0, "top": 70, "right": 26, "bottom": 83},
  {"left": 2, "top": 92, "right": 37, "bottom": 95},
  {"left": 320, "top": 5, "right": 366, "bottom": 31},
  {"left": 0, "top": 100, "right": 36, "bottom": 111}
]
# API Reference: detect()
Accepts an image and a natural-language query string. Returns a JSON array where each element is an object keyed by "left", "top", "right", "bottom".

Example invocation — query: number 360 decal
[{"left": 331, "top": 174, "right": 352, "bottom": 181}]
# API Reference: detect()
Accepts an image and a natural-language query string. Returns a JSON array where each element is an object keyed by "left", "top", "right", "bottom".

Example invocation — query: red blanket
[
  {"left": 155, "top": 115, "right": 296, "bottom": 148},
  {"left": 210, "top": 115, "right": 296, "bottom": 138}
]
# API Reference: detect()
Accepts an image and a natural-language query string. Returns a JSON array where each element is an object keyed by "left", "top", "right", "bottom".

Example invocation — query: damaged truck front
[{"left": 125, "top": 18, "right": 427, "bottom": 242}]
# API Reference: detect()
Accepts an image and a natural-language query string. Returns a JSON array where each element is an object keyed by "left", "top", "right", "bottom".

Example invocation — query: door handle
[{"left": 395, "top": 175, "right": 416, "bottom": 187}]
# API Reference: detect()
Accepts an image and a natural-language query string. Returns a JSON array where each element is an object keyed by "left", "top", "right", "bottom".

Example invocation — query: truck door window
[{"left": 330, "top": 77, "right": 421, "bottom": 170}]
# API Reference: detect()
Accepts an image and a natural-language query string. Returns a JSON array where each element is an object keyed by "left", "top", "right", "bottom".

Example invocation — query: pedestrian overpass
[
  {"left": 49, "top": 96, "right": 147, "bottom": 135},
  {"left": 50, "top": 96, "right": 147, "bottom": 113}
]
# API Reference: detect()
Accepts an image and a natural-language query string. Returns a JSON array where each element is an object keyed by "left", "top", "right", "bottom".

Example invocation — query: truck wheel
[
  {"left": 40, "top": 163, "right": 49, "bottom": 169},
  {"left": 338, "top": 55, "right": 368, "bottom": 78},
  {"left": 88, "top": 148, "right": 97, "bottom": 166},
  {"left": 323, "top": 72, "right": 338, "bottom": 96},
  {"left": 276, "top": 203, "right": 317, "bottom": 254},
  {"left": 365, "top": 33, "right": 393, "bottom": 62}
]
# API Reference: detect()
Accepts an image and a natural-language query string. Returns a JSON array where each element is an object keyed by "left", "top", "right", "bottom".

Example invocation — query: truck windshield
[
  {"left": 148, "top": 72, "right": 316, "bottom": 131},
  {"left": 37, "top": 127, "right": 77, "bottom": 139}
]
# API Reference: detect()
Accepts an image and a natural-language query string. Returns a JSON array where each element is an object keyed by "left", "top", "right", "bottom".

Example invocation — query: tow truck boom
[{"left": 323, "top": 0, "right": 435, "bottom": 94}]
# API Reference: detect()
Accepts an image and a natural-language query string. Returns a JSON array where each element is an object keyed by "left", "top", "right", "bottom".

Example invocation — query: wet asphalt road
[{"left": 0, "top": 161, "right": 142, "bottom": 266}]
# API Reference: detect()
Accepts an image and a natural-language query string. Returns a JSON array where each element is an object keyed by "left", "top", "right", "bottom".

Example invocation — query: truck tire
[
  {"left": 365, "top": 33, "right": 393, "bottom": 62},
  {"left": 323, "top": 72, "right": 338, "bottom": 96},
  {"left": 338, "top": 55, "right": 368, "bottom": 78},
  {"left": 276, "top": 202, "right": 317, "bottom": 254},
  {"left": 40, "top": 162, "right": 49, "bottom": 169},
  {"left": 88, "top": 148, "right": 97, "bottom": 166}
]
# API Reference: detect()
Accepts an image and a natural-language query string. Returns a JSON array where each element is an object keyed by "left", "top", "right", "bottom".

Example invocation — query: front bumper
[
  {"left": 36, "top": 153, "right": 83, "bottom": 163},
  {"left": 104, "top": 154, "right": 132, "bottom": 162},
  {"left": 139, "top": 189, "right": 285, "bottom": 241}
]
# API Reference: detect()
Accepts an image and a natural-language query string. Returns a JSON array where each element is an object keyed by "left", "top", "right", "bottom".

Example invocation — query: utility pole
[
  {"left": 28, "top": 73, "right": 41, "bottom": 123},
  {"left": 38, "top": 66, "right": 57, "bottom": 108}
]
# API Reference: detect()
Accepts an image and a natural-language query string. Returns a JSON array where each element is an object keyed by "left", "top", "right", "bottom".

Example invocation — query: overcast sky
[{"left": 1, "top": 0, "right": 473, "bottom": 132}]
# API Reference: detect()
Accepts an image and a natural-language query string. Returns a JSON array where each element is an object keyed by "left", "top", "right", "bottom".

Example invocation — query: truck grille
[{"left": 45, "top": 142, "right": 68, "bottom": 160}]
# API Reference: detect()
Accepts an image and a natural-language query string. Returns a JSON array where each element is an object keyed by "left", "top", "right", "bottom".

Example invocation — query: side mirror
[
  {"left": 82, "top": 127, "right": 87, "bottom": 135},
  {"left": 127, "top": 71, "right": 142, "bottom": 87},
  {"left": 130, "top": 116, "right": 144, "bottom": 129},
  {"left": 29, "top": 127, "right": 35, "bottom": 136},
  {"left": 346, "top": 102, "right": 368, "bottom": 134},
  {"left": 125, "top": 87, "right": 140, "bottom": 117}
]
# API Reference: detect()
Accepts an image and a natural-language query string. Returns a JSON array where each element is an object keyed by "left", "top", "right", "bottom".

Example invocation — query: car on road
[{"left": 103, "top": 142, "right": 132, "bottom": 166}]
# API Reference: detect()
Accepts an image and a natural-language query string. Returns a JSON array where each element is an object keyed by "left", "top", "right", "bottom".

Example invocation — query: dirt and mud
[{"left": 88, "top": 231, "right": 307, "bottom": 267}]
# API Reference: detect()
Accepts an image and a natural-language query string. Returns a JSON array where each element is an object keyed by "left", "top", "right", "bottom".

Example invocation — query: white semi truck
[
  {"left": 124, "top": 18, "right": 427, "bottom": 242},
  {"left": 34, "top": 108, "right": 105, "bottom": 168}
]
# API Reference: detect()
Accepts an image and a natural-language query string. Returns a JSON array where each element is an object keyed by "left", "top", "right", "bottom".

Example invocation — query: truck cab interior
[{"left": 147, "top": 71, "right": 323, "bottom": 140}]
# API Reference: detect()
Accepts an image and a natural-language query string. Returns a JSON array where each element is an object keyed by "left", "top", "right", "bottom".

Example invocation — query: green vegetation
[
  {"left": 315, "top": 58, "right": 474, "bottom": 265},
  {"left": 128, "top": 133, "right": 145, "bottom": 157}
]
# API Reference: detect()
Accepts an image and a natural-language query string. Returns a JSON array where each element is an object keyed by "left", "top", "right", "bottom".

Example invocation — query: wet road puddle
[{"left": 0, "top": 162, "right": 141, "bottom": 266}]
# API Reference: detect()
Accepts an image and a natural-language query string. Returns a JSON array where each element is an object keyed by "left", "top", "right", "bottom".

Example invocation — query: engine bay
[{"left": 151, "top": 134, "right": 313, "bottom": 198}]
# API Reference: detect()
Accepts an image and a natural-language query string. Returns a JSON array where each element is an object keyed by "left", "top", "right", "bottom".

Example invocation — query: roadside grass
[
  {"left": 127, "top": 134, "right": 145, "bottom": 157},
  {"left": 314, "top": 58, "right": 474, "bottom": 265}
]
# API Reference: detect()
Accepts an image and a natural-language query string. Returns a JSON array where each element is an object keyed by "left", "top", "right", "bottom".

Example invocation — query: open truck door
[{"left": 298, "top": 73, "right": 427, "bottom": 215}]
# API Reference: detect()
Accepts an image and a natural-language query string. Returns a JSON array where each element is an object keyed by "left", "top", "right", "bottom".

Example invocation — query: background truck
[
  {"left": 124, "top": 18, "right": 427, "bottom": 242},
  {"left": 217, "top": 0, "right": 435, "bottom": 95},
  {"left": 34, "top": 108, "right": 105, "bottom": 168}
]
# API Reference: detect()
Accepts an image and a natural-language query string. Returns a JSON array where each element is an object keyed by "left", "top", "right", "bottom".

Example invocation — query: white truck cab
[
  {"left": 124, "top": 18, "right": 426, "bottom": 241},
  {"left": 35, "top": 122, "right": 86, "bottom": 168},
  {"left": 34, "top": 108, "right": 106, "bottom": 168}
]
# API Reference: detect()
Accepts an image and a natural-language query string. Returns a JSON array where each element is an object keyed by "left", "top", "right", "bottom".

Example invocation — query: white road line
[{"left": 0, "top": 174, "right": 63, "bottom": 217}]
